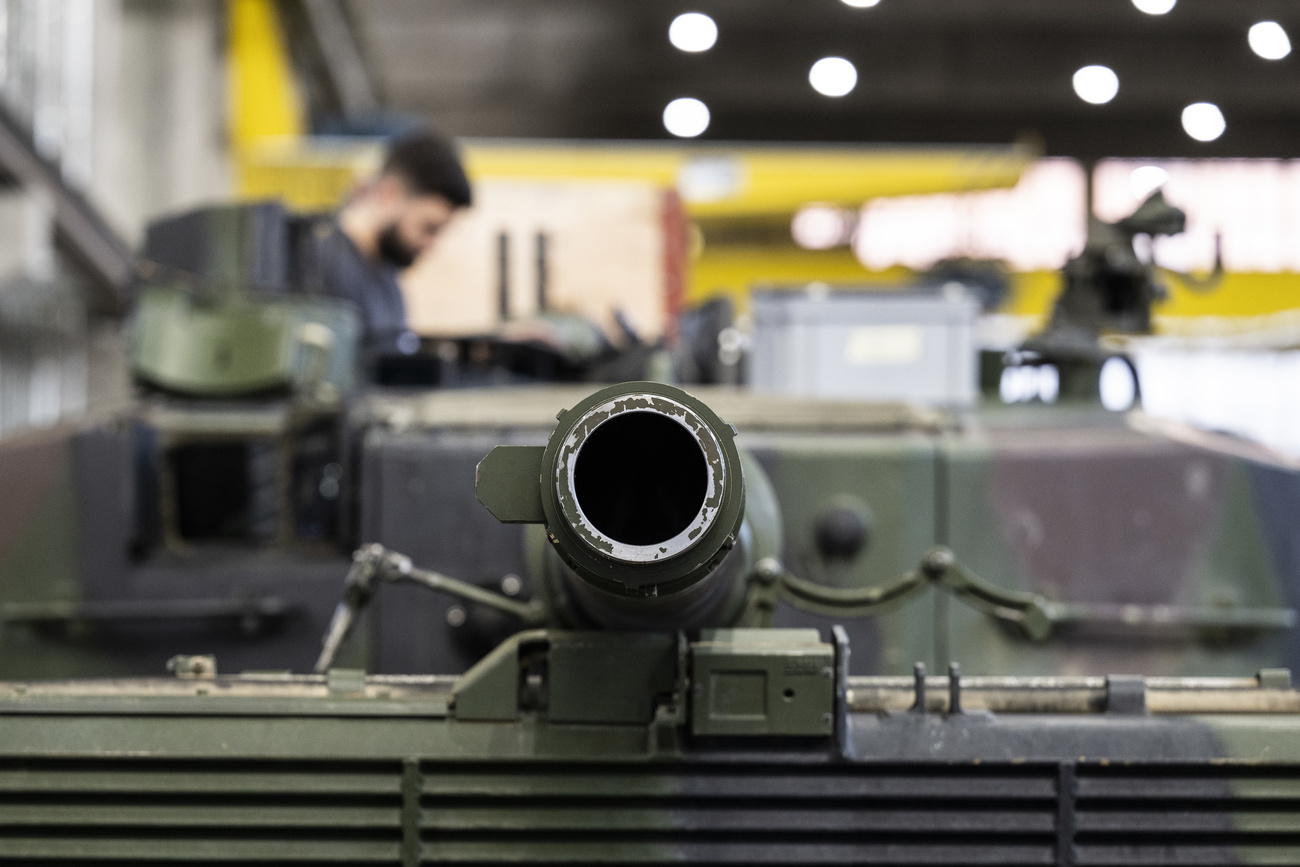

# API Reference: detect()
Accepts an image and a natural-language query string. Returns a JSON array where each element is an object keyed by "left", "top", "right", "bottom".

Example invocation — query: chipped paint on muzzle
[{"left": 555, "top": 394, "right": 727, "bottom": 564}]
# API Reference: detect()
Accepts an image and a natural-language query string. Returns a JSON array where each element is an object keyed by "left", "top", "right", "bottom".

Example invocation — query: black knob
[{"left": 814, "top": 499, "right": 871, "bottom": 561}]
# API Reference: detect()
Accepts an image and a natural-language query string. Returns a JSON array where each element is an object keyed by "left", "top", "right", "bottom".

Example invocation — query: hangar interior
[{"left": 1, "top": 3, "right": 1300, "bottom": 863}]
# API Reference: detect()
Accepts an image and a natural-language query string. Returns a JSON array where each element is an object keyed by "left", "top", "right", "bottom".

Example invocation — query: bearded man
[{"left": 318, "top": 130, "right": 472, "bottom": 356}]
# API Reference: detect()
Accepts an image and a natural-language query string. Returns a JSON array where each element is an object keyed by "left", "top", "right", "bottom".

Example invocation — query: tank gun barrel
[{"left": 477, "top": 381, "right": 780, "bottom": 630}]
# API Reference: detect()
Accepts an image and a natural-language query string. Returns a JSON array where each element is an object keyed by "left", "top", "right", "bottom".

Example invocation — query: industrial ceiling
[{"left": 350, "top": 0, "right": 1300, "bottom": 160}]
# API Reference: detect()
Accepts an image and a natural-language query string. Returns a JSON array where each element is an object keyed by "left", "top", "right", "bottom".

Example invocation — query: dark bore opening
[{"left": 574, "top": 411, "right": 709, "bottom": 547}]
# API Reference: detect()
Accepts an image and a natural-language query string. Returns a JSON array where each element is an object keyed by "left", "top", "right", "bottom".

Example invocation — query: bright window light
[
  {"left": 1249, "top": 21, "right": 1291, "bottom": 60},
  {"left": 1095, "top": 158, "right": 1300, "bottom": 273},
  {"left": 999, "top": 367, "right": 1026, "bottom": 404},
  {"left": 1132, "top": 0, "right": 1176, "bottom": 15},
  {"left": 1129, "top": 165, "right": 1169, "bottom": 200},
  {"left": 999, "top": 364, "right": 1061, "bottom": 404},
  {"left": 1181, "top": 102, "right": 1225, "bottom": 142},
  {"left": 792, "top": 205, "right": 851, "bottom": 250},
  {"left": 663, "top": 97, "right": 710, "bottom": 138},
  {"left": 668, "top": 13, "right": 717, "bottom": 53},
  {"left": 1099, "top": 357, "right": 1137, "bottom": 411},
  {"left": 809, "top": 57, "right": 857, "bottom": 97},
  {"left": 1073, "top": 65, "right": 1119, "bottom": 105},
  {"left": 854, "top": 158, "right": 1088, "bottom": 272},
  {"left": 1038, "top": 365, "right": 1060, "bottom": 404},
  {"left": 841, "top": 0, "right": 882, "bottom": 7}
]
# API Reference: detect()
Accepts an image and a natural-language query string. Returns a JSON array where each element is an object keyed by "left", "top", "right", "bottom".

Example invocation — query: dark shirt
[{"left": 313, "top": 221, "right": 408, "bottom": 354}]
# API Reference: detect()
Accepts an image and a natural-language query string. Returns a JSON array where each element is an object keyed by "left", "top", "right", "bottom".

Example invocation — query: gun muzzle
[{"left": 477, "top": 382, "right": 778, "bottom": 629}]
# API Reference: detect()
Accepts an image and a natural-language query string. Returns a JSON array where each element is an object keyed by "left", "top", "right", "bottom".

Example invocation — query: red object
[{"left": 660, "top": 188, "right": 688, "bottom": 344}]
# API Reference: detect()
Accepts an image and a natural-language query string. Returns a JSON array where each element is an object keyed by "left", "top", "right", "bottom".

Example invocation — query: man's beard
[{"left": 376, "top": 224, "right": 418, "bottom": 269}]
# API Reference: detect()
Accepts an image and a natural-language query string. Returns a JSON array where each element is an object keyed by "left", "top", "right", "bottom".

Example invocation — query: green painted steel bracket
[
  {"left": 777, "top": 547, "right": 1297, "bottom": 643},
  {"left": 691, "top": 628, "right": 834, "bottom": 737},
  {"left": 922, "top": 548, "right": 1056, "bottom": 642},
  {"left": 451, "top": 627, "right": 835, "bottom": 738},
  {"left": 778, "top": 546, "right": 1062, "bottom": 641},
  {"left": 452, "top": 630, "right": 683, "bottom": 725},
  {"left": 314, "top": 544, "right": 546, "bottom": 673},
  {"left": 476, "top": 446, "right": 545, "bottom": 523},
  {"left": 452, "top": 630, "right": 545, "bottom": 721},
  {"left": 779, "top": 562, "right": 931, "bottom": 621}
]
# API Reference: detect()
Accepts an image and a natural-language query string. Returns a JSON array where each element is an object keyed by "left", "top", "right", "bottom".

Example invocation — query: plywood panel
[{"left": 401, "top": 180, "right": 668, "bottom": 340}]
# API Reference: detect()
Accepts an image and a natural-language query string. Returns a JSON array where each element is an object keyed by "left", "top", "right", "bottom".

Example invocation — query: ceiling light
[
  {"left": 1131, "top": 0, "right": 1176, "bottom": 15},
  {"left": 1072, "top": 65, "right": 1119, "bottom": 105},
  {"left": 1099, "top": 357, "right": 1137, "bottom": 411},
  {"left": 1181, "top": 102, "right": 1225, "bottom": 142},
  {"left": 809, "top": 57, "right": 857, "bottom": 97},
  {"left": 668, "top": 12, "right": 717, "bottom": 53},
  {"left": 841, "top": 0, "right": 882, "bottom": 7},
  {"left": 663, "top": 97, "right": 710, "bottom": 138},
  {"left": 1129, "top": 165, "right": 1170, "bottom": 200},
  {"left": 1249, "top": 21, "right": 1291, "bottom": 60}
]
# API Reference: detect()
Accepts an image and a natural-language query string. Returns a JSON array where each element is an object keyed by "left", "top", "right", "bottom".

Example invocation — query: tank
[
  {"left": 0, "top": 383, "right": 1299, "bottom": 864},
  {"left": 2, "top": 198, "right": 1297, "bottom": 683}
]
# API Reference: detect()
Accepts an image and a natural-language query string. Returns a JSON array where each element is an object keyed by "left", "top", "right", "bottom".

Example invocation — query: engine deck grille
[{"left": 0, "top": 758, "right": 1296, "bottom": 864}]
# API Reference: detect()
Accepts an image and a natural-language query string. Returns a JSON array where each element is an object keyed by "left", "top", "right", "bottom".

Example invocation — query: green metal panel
[
  {"left": 451, "top": 630, "right": 527, "bottom": 721},
  {"left": 0, "top": 425, "right": 139, "bottom": 680},
  {"left": 691, "top": 628, "right": 833, "bottom": 736},
  {"left": 132, "top": 287, "right": 359, "bottom": 398},
  {"left": 547, "top": 632, "right": 677, "bottom": 724},
  {"left": 476, "top": 445, "right": 546, "bottom": 523},
  {"left": 942, "top": 425, "right": 1294, "bottom": 678},
  {"left": 747, "top": 431, "right": 938, "bottom": 672}
]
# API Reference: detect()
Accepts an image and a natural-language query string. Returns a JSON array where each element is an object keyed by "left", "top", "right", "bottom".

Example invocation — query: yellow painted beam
[
  {"left": 1157, "top": 272, "right": 1300, "bottom": 319},
  {"left": 461, "top": 141, "right": 1034, "bottom": 218},
  {"left": 232, "top": 135, "right": 1033, "bottom": 216},
  {"left": 228, "top": 0, "right": 304, "bottom": 151},
  {"left": 1000, "top": 269, "right": 1300, "bottom": 326},
  {"left": 697, "top": 259, "right": 1300, "bottom": 325}
]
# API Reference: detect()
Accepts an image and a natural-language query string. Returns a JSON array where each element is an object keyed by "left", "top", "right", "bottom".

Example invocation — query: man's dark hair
[{"left": 382, "top": 131, "right": 472, "bottom": 208}]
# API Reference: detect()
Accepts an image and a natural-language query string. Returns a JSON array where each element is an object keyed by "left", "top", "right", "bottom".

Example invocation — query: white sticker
[{"left": 843, "top": 326, "right": 923, "bottom": 367}]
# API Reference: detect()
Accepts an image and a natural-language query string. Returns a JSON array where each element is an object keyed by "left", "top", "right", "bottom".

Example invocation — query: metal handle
[
  {"left": 776, "top": 547, "right": 1296, "bottom": 643},
  {"left": 314, "top": 544, "right": 547, "bottom": 673}
]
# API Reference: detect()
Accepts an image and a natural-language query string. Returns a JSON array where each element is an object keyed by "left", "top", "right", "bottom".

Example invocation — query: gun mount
[
  {"left": 314, "top": 383, "right": 1296, "bottom": 676},
  {"left": 1043, "top": 189, "right": 1220, "bottom": 344},
  {"left": 1005, "top": 189, "right": 1225, "bottom": 404},
  {"left": 475, "top": 381, "right": 782, "bottom": 631}
]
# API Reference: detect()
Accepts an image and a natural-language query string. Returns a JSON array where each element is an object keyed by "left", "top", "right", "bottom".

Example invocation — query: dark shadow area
[{"left": 574, "top": 412, "right": 708, "bottom": 546}]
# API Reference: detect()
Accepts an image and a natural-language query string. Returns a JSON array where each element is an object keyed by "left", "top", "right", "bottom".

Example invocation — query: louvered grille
[
  {"left": 1075, "top": 764, "right": 1300, "bottom": 865},
  {"left": 418, "top": 762, "right": 1062, "bottom": 865},
  {"left": 1, "top": 758, "right": 1298, "bottom": 864},
  {"left": 0, "top": 758, "right": 405, "bottom": 864}
]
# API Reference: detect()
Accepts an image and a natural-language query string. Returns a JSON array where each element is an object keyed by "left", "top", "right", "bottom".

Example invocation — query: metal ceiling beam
[
  {"left": 299, "top": 0, "right": 380, "bottom": 116},
  {"left": 0, "top": 105, "right": 135, "bottom": 314},
  {"left": 352, "top": 0, "right": 1300, "bottom": 159}
]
